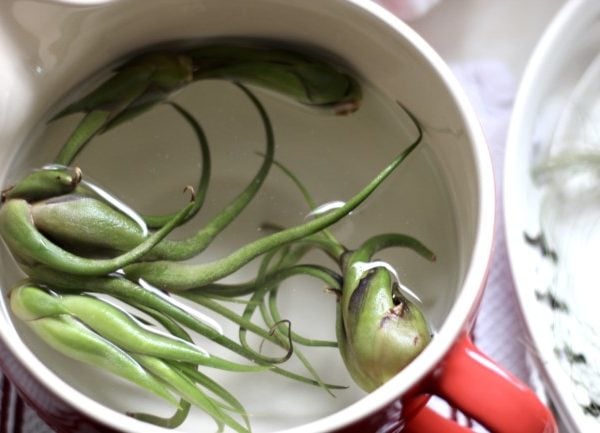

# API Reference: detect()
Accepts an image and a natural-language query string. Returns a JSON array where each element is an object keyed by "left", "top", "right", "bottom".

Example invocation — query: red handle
[{"left": 404, "top": 334, "right": 557, "bottom": 433}]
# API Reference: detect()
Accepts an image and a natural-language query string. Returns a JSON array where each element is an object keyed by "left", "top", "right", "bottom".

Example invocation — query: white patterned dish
[{"left": 504, "top": 1, "right": 600, "bottom": 432}]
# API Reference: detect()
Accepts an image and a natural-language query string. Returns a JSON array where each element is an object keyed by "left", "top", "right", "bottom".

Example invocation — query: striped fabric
[{"left": 1, "top": 374, "right": 53, "bottom": 433}]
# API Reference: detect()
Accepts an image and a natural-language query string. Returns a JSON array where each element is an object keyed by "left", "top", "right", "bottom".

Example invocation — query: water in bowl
[{"left": 1, "top": 54, "right": 460, "bottom": 432}]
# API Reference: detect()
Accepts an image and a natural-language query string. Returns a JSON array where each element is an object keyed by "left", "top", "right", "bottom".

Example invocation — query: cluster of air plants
[{"left": 0, "top": 43, "right": 434, "bottom": 432}]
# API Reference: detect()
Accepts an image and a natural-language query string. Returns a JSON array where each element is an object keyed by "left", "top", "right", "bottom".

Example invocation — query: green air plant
[
  {"left": 0, "top": 42, "right": 434, "bottom": 431},
  {"left": 181, "top": 114, "right": 434, "bottom": 392}
]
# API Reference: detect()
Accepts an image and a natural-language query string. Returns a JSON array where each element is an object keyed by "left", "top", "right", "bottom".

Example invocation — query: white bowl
[{"left": 505, "top": 0, "right": 600, "bottom": 432}]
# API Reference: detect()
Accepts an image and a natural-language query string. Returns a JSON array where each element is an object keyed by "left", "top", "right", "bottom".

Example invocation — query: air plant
[{"left": 0, "top": 42, "right": 433, "bottom": 432}]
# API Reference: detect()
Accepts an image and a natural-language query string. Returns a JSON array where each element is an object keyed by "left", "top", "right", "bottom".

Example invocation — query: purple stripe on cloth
[
  {"left": 13, "top": 393, "right": 23, "bottom": 433},
  {"left": 1, "top": 375, "right": 10, "bottom": 433},
  {"left": 0, "top": 374, "right": 53, "bottom": 433}
]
